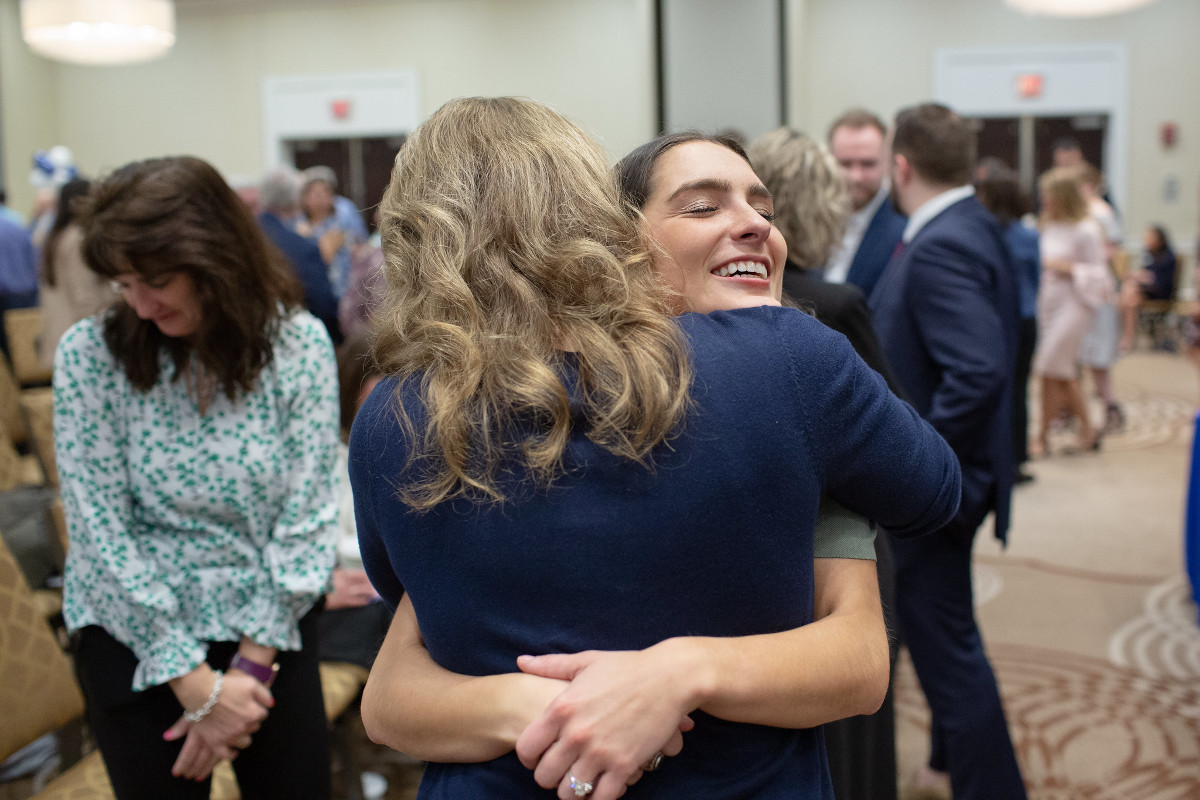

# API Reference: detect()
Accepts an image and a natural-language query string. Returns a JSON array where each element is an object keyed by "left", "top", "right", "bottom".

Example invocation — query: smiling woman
[{"left": 637, "top": 139, "right": 785, "bottom": 313}]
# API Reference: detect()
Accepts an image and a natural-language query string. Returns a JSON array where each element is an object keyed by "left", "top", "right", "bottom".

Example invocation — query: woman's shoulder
[
  {"left": 678, "top": 306, "right": 852, "bottom": 386},
  {"left": 347, "top": 376, "right": 409, "bottom": 467},
  {"left": 273, "top": 308, "right": 336, "bottom": 357},
  {"left": 56, "top": 315, "right": 107, "bottom": 360},
  {"left": 53, "top": 315, "right": 119, "bottom": 387},
  {"left": 679, "top": 305, "right": 838, "bottom": 349}
]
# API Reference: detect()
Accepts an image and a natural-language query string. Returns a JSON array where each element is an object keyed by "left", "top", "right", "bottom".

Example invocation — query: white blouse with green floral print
[{"left": 53, "top": 310, "right": 340, "bottom": 692}]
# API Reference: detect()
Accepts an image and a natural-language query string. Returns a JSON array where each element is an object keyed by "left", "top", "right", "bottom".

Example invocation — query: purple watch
[{"left": 228, "top": 653, "right": 279, "bottom": 687}]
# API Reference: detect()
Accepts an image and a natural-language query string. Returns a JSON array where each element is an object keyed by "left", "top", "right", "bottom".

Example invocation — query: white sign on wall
[
  {"left": 261, "top": 71, "right": 420, "bottom": 166},
  {"left": 934, "top": 44, "right": 1128, "bottom": 215}
]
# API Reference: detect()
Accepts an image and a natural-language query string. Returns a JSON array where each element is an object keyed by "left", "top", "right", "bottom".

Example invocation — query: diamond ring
[
  {"left": 569, "top": 774, "right": 595, "bottom": 796},
  {"left": 641, "top": 752, "right": 664, "bottom": 772}
]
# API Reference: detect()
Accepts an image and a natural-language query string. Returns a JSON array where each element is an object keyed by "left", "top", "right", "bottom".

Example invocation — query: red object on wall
[
  {"left": 1161, "top": 122, "right": 1178, "bottom": 148},
  {"left": 1016, "top": 73, "right": 1043, "bottom": 99},
  {"left": 331, "top": 99, "right": 352, "bottom": 120}
]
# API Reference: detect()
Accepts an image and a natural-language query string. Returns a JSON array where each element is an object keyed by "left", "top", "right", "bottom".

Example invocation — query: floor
[
  {"left": 895, "top": 349, "right": 1200, "bottom": 800},
  {"left": 6, "top": 349, "right": 1198, "bottom": 800}
]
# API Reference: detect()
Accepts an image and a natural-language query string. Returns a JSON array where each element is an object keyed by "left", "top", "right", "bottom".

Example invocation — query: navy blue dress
[{"left": 350, "top": 306, "right": 960, "bottom": 799}]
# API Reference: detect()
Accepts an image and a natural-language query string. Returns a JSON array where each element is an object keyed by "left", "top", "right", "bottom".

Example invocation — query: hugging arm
[
  {"left": 360, "top": 593, "right": 570, "bottom": 762},
  {"left": 358, "top": 557, "right": 884, "bottom": 798}
]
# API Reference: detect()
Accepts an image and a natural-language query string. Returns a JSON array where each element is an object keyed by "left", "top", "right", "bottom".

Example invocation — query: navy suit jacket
[
  {"left": 869, "top": 196, "right": 1017, "bottom": 542},
  {"left": 846, "top": 199, "right": 907, "bottom": 302},
  {"left": 257, "top": 212, "right": 343, "bottom": 345}
]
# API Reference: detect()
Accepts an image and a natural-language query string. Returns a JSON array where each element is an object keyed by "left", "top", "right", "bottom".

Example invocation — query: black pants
[
  {"left": 825, "top": 534, "right": 899, "bottom": 800},
  {"left": 74, "top": 612, "right": 331, "bottom": 800}
]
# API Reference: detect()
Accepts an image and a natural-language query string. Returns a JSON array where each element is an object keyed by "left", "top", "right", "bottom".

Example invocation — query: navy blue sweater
[{"left": 350, "top": 305, "right": 960, "bottom": 799}]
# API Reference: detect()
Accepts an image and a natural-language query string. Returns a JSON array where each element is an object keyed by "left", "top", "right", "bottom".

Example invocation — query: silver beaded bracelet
[{"left": 183, "top": 670, "right": 224, "bottom": 723}]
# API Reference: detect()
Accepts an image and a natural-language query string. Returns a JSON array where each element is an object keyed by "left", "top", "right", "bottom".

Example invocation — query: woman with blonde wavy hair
[{"left": 351, "top": 97, "right": 960, "bottom": 800}]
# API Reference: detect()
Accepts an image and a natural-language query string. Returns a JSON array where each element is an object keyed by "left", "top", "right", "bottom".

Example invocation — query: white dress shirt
[
  {"left": 902, "top": 185, "right": 976, "bottom": 244},
  {"left": 823, "top": 183, "right": 889, "bottom": 284}
]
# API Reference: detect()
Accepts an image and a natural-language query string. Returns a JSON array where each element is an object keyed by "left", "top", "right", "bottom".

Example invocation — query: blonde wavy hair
[
  {"left": 374, "top": 97, "right": 693, "bottom": 510},
  {"left": 1039, "top": 166, "right": 1089, "bottom": 224},
  {"left": 746, "top": 128, "right": 850, "bottom": 271}
]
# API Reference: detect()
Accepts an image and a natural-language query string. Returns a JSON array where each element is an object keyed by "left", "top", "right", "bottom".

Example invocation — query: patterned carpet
[{"left": 895, "top": 350, "right": 1200, "bottom": 800}]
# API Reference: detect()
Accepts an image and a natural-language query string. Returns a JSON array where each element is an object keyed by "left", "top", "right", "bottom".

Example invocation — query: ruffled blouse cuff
[
  {"left": 131, "top": 629, "right": 208, "bottom": 692},
  {"left": 227, "top": 592, "right": 312, "bottom": 652}
]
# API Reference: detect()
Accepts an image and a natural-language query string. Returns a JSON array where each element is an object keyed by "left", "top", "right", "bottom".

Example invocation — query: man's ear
[{"left": 892, "top": 153, "right": 911, "bottom": 187}]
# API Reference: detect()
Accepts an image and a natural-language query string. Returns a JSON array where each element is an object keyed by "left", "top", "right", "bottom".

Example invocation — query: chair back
[
  {"left": 5, "top": 308, "right": 54, "bottom": 387},
  {"left": 0, "top": 534, "right": 85, "bottom": 762},
  {"left": 0, "top": 355, "right": 28, "bottom": 447},
  {"left": 21, "top": 387, "right": 57, "bottom": 487}
]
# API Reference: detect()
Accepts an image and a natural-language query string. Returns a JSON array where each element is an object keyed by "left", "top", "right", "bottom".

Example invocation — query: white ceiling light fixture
[
  {"left": 1005, "top": 0, "right": 1161, "bottom": 16},
  {"left": 21, "top": 0, "right": 176, "bottom": 65}
]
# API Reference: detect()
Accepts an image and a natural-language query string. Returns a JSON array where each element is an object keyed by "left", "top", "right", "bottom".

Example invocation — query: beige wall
[
  {"left": 0, "top": 0, "right": 657, "bottom": 214},
  {"left": 2, "top": 0, "right": 1196, "bottom": 249},
  {"left": 790, "top": 0, "right": 1200, "bottom": 251},
  {"left": 1, "top": 0, "right": 59, "bottom": 218}
]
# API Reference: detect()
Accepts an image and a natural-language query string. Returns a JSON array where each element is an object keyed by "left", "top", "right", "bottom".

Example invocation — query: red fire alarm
[
  {"left": 331, "top": 99, "right": 352, "bottom": 120},
  {"left": 1161, "top": 122, "right": 1178, "bottom": 148},
  {"left": 1016, "top": 73, "right": 1043, "bottom": 99}
]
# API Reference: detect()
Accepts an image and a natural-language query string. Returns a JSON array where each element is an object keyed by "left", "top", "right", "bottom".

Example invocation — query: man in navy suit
[
  {"left": 824, "top": 109, "right": 907, "bottom": 301},
  {"left": 870, "top": 104, "right": 1026, "bottom": 800},
  {"left": 257, "top": 168, "right": 343, "bottom": 346}
]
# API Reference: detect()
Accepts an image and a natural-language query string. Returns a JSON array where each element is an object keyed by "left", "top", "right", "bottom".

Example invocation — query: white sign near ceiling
[{"left": 261, "top": 71, "right": 420, "bottom": 166}]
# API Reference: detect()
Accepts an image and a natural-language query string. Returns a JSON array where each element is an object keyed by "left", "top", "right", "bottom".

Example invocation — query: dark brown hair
[
  {"left": 892, "top": 103, "right": 975, "bottom": 188},
  {"left": 975, "top": 167, "right": 1030, "bottom": 226},
  {"left": 41, "top": 178, "right": 92, "bottom": 287},
  {"left": 79, "top": 156, "right": 302, "bottom": 399}
]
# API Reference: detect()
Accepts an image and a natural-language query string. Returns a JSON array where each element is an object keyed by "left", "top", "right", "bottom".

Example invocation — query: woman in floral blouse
[{"left": 53, "top": 156, "right": 339, "bottom": 799}]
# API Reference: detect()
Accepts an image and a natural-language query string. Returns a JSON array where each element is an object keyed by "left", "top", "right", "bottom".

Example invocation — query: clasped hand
[
  {"left": 164, "top": 671, "right": 274, "bottom": 781},
  {"left": 515, "top": 648, "right": 695, "bottom": 800}
]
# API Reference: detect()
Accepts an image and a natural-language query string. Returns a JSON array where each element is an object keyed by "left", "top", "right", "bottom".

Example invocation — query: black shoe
[
  {"left": 1104, "top": 403, "right": 1125, "bottom": 434},
  {"left": 1014, "top": 469, "right": 1036, "bottom": 485}
]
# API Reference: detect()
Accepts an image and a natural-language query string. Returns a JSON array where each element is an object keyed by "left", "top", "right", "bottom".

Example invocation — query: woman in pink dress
[{"left": 1031, "top": 167, "right": 1113, "bottom": 456}]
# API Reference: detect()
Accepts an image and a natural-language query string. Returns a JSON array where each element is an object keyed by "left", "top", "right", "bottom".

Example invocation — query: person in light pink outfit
[{"left": 1031, "top": 167, "right": 1114, "bottom": 456}]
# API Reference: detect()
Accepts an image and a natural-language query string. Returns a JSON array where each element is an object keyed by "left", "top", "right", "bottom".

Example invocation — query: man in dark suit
[
  {"left": 870, "top": 104, "right": 1026, "bottom": 800},
  {"left": 824, "top": 109, "right": 907, "bottom": 301},
  {"left": 257, "top": 168, "right": 343, "bottom": 346}
]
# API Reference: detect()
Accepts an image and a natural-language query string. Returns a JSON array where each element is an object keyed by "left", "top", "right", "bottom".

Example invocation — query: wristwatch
[{"left": 228, "top": 653, "right": 279, "bottom": 687}]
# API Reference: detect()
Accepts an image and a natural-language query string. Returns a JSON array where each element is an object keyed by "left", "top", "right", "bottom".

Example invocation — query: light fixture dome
[
  {"left": 21, "top": 0, "right": 175, "bottom": 65},
  {"left": 1005, "top": 0, "right": 1160, "bottom": 16}
]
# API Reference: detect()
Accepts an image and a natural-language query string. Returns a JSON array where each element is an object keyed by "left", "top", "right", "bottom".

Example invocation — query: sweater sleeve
[{"left": 776, "top": 311, "right": 961, "bottom": 538}]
